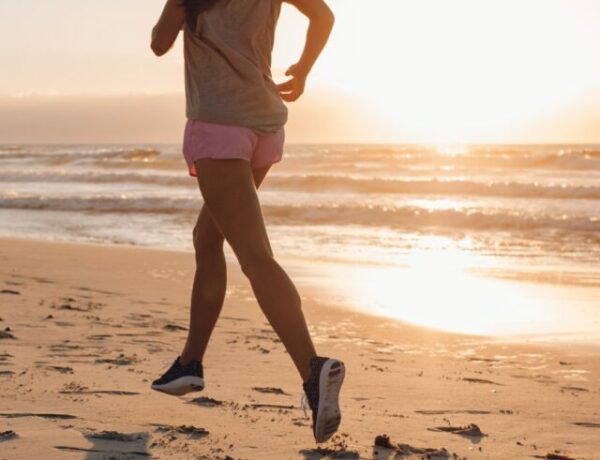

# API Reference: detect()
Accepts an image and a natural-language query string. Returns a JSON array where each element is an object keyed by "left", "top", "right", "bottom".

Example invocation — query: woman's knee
[
  {"left": 238, "top": 249, "right": 275, "bottom": 280},
  {"left": 193, "top": 224, "right": 224, "bottom": 257}
]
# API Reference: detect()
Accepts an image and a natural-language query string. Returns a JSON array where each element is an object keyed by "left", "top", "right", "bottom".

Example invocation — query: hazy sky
[{"left": 1, "top": 0, "right": 599, "bottom": 143}]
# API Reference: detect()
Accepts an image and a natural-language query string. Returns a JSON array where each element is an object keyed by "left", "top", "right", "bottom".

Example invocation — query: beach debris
[
  {"left": 0, "top": 370, "right": 15, "bottom": 376},
  {"left": 252, "top": 386, "right": 288, "bottom": 395},
  {"left": 429, "top": 423, "right": 487, "bottom": 438},
  {"left": 189, "top": 396, "right": 223, "bottom": 407},
  {"left": 0, "top": 289, "right": 20, "bottom": 295},
  {"left": 163, "top": 323, "right": 188, "bottom": 332},
  {"left": 0, "top": 430, "right": 18, "bottom": 442},
  {"left": 374, "top": 434, "right": 454, "bottom": 458}
]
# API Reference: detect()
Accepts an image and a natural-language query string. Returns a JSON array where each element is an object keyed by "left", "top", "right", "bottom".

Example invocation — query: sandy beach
[{"left": 0, "top": 237, "right": 599, "bottom": 459}]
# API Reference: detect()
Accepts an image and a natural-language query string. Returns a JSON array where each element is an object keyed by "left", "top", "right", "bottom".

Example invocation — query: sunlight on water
[
  {"left": 316, "top": 240, "right": 600, "bottom": 339},
  {"left": 434, "top": 144, "right": 468, "bottom": 157}
]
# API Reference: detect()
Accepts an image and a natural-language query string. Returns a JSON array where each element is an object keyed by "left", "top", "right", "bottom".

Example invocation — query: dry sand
[{"left": 0, "top": 237, "right": 599, "bottom": 459}]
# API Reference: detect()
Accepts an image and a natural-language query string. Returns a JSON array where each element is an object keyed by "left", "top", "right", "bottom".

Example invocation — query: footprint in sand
[
  {"left": 428, "top": 423, "right": 487, "bottom": 439},
  {"left": 462, "top": 377, "right": 503, "bottom": 385},
  {"left": 95, "top": 353, "right": 140, "bottom": 366},
  {"left": 85, "top": 430, "right": 144, "bottom": 442},
  {"left": 152, "top": 424, "right": 209, "bottom": 437},
  {"left": 561, "top": 386, "right": 589, "bottom": 393},
  {"left": 163, "top": 323, "right": 188, "bottom": 332},
  {"left": 189, "top": 396, "right": 224, "bottom": 407},
  {"left": 252, "top": 386, "right": 288, "bottom": 395},
  {"left": 374, "top": 434, "right": 458, "bottom": 459},
  {"left": 0, "top": 430, "right": 18, "bottom": 442},
  {"left": 573, "top": 422, "right": 600, "bottom": 428},
  {"left": 415, "top": 409, "right": 491, "bottom": 415},
  {"left": 0, "top": 327, "right": 16, "bottom": 339},
  {"left": 299, "top": 447, "right": 359, "bottom": 459},
  {"left": 45, "top": 365, "right": 74, "bottom": 374},
  {"left": 0, "top": 412, "right": 77, "bottom": 420}
]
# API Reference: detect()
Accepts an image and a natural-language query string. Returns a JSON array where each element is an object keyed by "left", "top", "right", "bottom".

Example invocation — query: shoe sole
[
  {"left": 314, "top": 359, "right": 345, "bottom": 443},
  {"left": 151, "top": 376, "right": 205, "bottom": 396}
]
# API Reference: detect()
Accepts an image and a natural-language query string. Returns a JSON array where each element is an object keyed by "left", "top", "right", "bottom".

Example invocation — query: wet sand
[{"left": 0, "top": 237, "right": 599, "bottom": 459}]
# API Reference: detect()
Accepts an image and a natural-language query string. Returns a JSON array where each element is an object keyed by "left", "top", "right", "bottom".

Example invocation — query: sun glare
[
  {"left": 274, "top": 0, "right": 600, "bottom": 143},
  {"left": 316, "top": 239, "right": 596, "bottom": 339}
]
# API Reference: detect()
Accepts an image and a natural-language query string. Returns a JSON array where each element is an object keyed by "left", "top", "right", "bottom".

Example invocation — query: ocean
[{"left": 1, "top": 143, "right": 599, "bottom": 339}]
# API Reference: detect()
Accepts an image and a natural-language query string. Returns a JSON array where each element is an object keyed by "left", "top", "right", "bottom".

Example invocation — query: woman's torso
[{"left": 184, "top": 0, "right": 288, "bottom": 134}]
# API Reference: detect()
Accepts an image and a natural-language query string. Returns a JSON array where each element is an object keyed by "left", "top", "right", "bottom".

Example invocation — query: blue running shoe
[
  {"left": 151, "top": 356, "right": 204, "bottom": 396},
  {"left": 301, "top": 356, "right": 345, "bottom": 443}
]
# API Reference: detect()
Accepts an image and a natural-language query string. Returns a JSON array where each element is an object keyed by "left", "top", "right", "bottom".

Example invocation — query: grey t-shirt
[{"left": 184, "top": 0, "right": 288, "bottom": 135}]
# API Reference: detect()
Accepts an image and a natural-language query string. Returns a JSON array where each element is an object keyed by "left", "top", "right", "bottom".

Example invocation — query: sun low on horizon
[{"left": 0, "top": 0, "right": 599, "bottom": 143}]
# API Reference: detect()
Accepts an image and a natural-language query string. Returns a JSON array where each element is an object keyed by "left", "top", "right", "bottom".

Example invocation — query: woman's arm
[
  {"left": 151, "top": 0, "right": 186, "bottom": 57},
  {"left": 278, "top": 0, "right": 335, "bottom": 102}
]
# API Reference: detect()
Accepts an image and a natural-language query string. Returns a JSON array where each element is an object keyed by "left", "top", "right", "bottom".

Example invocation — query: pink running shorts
[{"left": 182, "top": 119, "right": 285, "bottom": 177}]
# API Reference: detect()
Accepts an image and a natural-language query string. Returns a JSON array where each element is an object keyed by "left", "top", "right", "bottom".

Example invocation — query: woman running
[{"left": 149, "top": 0, "right": 343, "bottom": 443}]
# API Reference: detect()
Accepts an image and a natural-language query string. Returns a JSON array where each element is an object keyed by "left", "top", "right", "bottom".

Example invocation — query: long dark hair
[{"left": 181, "top": 0, "right": 219, "bottom": 31}]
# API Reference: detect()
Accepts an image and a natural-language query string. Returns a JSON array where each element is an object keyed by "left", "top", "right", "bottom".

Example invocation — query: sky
[{"left": 0, "top": 0, "right": 599, "bottom": 144}]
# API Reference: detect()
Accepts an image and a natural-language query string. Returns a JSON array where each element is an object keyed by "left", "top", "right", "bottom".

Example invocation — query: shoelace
[{"left": 300, "top": 394, "right": 309, "bottom": 419}]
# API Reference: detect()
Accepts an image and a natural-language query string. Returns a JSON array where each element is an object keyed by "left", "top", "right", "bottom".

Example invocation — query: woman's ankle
[{"left": 179, "top": 350, "right": 203, "bottom": 366}]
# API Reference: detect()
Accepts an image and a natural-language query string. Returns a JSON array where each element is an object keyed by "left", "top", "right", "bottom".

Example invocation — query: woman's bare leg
[
  {"left": 179, "top": 166, "right": 272, "bottom": 365},
  {"left": 193, "top": 158, "right": 317, "bottom": 381}
]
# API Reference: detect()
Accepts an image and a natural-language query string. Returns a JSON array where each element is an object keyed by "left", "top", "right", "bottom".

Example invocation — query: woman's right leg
[
  {"left": 194, "top": 158, "right": 317, "bottom": 382},
  {"left": 180, "top": 166, "right": 273, "bottom": 365}
]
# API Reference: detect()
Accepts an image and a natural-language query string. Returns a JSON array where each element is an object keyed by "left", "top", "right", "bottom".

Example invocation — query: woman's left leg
[{"left": 179, "top": 166, "right": 272, "bottom": 365}]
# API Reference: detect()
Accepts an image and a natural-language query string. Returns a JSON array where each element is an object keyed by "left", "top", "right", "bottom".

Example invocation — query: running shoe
[
  {"left": 151, "top": 356, "right": 204, "bottom": 396},
  {"left": 301, "top": 356, "right": 345, "bottom": 443}
]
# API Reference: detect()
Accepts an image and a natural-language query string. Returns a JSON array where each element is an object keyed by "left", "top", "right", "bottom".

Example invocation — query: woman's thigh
[
  {"left": 194, "top": 159, "right": 273, "bottom": 264},
  {"left": 193, "top": 164, "right": 272, "bottom": 244}
]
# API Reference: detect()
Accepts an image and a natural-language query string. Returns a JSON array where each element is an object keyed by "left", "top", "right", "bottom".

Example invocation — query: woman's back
[{"left": 184, "top": 0, "right": 288, "bottom": 134}]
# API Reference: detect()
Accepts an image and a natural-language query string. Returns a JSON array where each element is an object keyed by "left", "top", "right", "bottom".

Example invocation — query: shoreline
[
  {"left": 1, "top": 236, "right": 599, "bottom": 459},
  {"left": 3, "top": 234, "right": 600, "bottom": 351}
]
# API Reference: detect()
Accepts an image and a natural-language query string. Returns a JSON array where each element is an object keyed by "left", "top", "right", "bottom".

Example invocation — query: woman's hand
[
  {"left": 277, "top": 63, "right": 308, "bottom": 102},
  {"left": 279, "top": 0, "right": 335, "bottom": 102},
  {"left": 151, "top": 0, "right": 185, "bottom": 57}
]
